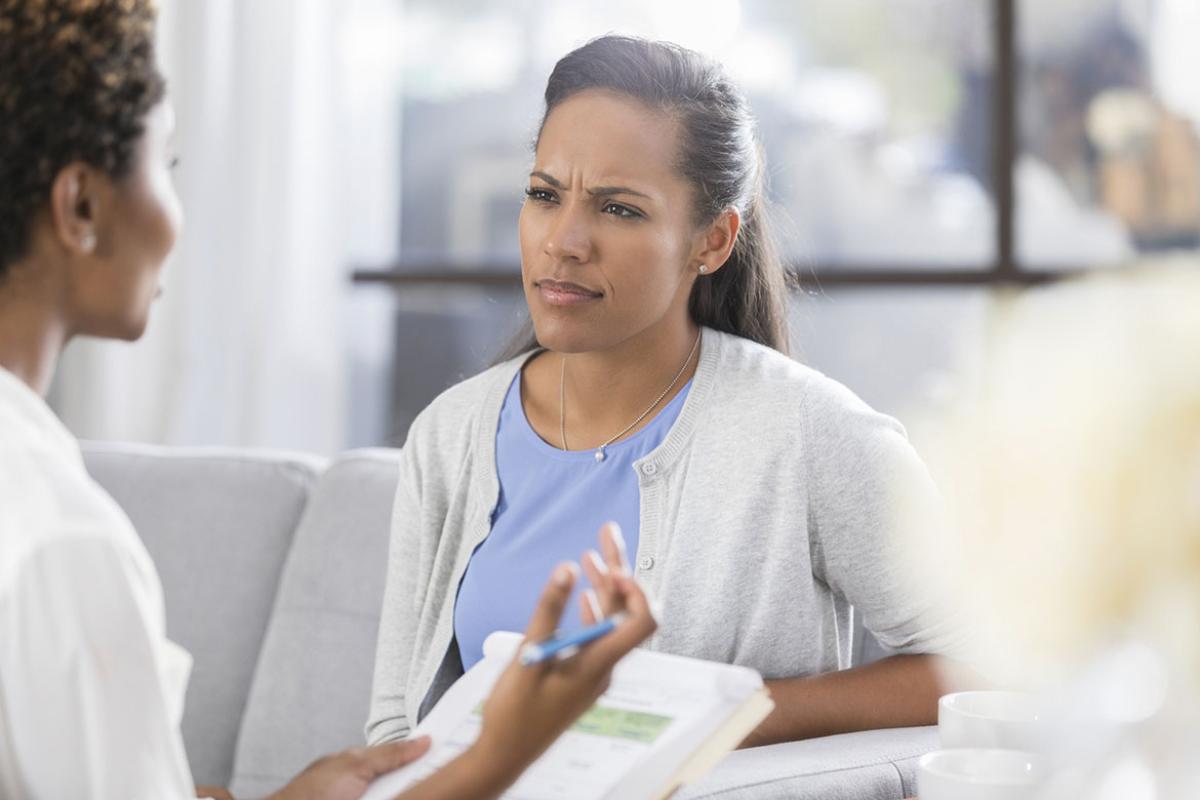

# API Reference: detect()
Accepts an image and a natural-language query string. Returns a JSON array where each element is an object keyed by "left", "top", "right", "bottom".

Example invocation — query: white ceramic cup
[
  {"left": 917, "top": 748, "right": 1046, "bottom": 800},
  {"left": 939, "top": 690, "right": 1043, "bottom": 751}
]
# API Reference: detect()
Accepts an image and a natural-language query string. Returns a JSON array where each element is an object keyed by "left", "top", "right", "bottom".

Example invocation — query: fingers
[
  {"left": 523, "top": 563, "right": 577, "bottom": 643},
  {"left": 582, "top": 549, "right": 616, "bottom": 617},
  {"left": 598, "top": 522, "right": 630, "bottom": 575},
  {"left": 582, "top": 549, "right": 610, "bottom": 586},
  {"left": 354, "top": 736, "right": 432, "bottom": 776},
  {"left": 580, "top": 588, "right": 602, "bottom": 626},
  {"left": 610, "top": 573, "right": 657, "bottom": 642},
  {"left": 578, "top": 573, "right": 657, "bottom": 673},
  {"left": 585, "top": 522, "right": 629, "bottom": 619}
]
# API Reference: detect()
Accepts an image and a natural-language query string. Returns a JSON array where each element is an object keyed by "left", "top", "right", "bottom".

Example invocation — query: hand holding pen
[
  {"left": 445, "top": 523, "right": 655, "bottom": 794},
  {"left": 519, "top": 521, "right": 639, "bottom": 666},
  {"left": 389, "top": 523, "right": 655, "bottom": 800}
]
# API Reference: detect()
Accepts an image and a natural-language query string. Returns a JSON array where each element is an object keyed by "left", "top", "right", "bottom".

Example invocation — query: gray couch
[{"left": 81, "top": 441, "right": 937, "bottom": 799}]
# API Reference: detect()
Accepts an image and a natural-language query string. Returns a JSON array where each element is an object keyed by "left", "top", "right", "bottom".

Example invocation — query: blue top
[{"left": 453, "top": 369, "right": 692, "bottom": 669}]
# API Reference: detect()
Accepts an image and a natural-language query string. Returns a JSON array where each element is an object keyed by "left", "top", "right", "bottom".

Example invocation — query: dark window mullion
[{"left": 993, "top": 0, "right": 1018, "bottom": 280}]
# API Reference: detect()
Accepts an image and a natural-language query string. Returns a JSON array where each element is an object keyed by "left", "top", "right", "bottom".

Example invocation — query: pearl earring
[
  {"left": 698, "top": 264, "right": 709, "bottom": 274},
  {"left": 81, "top": 233, "right": 96, "bottom": 251}
]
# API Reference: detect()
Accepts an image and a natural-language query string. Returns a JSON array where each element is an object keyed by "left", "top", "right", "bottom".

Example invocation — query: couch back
[
  {"left": 82, "top": 442, "right": 326, "bottom": 787},
  {"left": 229, "top": 449, "right": 402, "bottom": 797},
  {"left": 82, "top": 443, "right": 401, "bottom": 794}
]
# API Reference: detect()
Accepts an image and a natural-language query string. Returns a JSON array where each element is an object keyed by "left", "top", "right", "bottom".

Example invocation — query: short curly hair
[{"left": 0, "top": 0, "right": 165, "bottom": 276}]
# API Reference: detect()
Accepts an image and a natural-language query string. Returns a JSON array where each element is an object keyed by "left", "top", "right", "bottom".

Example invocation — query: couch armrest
[{"left": 678, "top": 726, "right": 938, "bottom": 799}]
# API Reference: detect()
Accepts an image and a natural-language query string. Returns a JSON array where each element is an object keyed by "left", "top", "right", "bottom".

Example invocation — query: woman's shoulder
[
  {"left": 709, "top": 330, "right": 868, "bottom": 407},
  {"left": 707, "top": 329, "right": 903, "bottom": 438}
]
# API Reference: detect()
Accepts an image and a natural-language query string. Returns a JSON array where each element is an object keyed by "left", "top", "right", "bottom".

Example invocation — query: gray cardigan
[{"left": 367, "top": 327, "right": 960, "bottom": 743}]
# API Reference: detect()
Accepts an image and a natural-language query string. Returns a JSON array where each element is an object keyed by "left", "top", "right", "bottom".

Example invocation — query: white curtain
[
  {"left": 1152, "top": 0, "right": 1200, "bottom": 124},
  {"left": 52, "top": 0, "right": 403, "bottom": 454}
]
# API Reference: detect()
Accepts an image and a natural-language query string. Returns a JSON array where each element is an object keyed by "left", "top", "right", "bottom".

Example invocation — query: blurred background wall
[{"left": 49, "top": 0, "right": 1200, "bottom": 452}]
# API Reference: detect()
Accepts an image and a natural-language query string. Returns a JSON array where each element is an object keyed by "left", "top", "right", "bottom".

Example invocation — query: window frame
[{"left": 352, "top": 0, "right": 1115, "bottom": 291}]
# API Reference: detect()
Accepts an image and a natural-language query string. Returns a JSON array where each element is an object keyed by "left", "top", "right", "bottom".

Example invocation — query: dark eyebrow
[
  {"left": 588, "top": 185, "right": 651, "bottom": 200},
  {"left": 530, "top": 171, "right": 564, "bottom": 189},
  {"left": 529, "top": 171, "right": 651, "bottom": 201}
]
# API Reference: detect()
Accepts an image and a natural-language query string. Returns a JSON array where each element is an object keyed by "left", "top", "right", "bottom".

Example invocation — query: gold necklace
[{"left": 559, "top": 331, "right": 701, "bottom": 463}]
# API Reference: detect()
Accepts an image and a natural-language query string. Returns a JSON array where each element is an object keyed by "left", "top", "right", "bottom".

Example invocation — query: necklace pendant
[{"left": 594, "top": 447, "right": 606, "bottom": 463}]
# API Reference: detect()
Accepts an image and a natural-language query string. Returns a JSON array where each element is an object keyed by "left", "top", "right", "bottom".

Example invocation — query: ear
[
  {"left": 690, "top": 208, "right": 741, "bottom": 276},
  {"left": 48, "top": 162, "right": 103, "bottom": 257}
]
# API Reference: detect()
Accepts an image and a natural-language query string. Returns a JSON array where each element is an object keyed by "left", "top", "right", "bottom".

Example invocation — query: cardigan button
[
  {"left": 640, "top": 462, "right": 658, "bottom": 476},
  {"left": 637, "top": 555, "right": 655, "bottom": 571}
]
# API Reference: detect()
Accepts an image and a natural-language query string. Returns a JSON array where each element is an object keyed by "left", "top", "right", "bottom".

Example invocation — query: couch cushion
[
  {"left": 82, "top": 442, "right": 323, "bottom": 787},
  {"left": 230, "top": 449, "right": 401, "bottom": 797},
  {"left": 678, "top": 726, "right": 938, "bottom": 799}
]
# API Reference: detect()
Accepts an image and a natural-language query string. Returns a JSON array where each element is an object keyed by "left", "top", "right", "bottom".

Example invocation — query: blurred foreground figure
[{"left": 903, "top": 257, "right": 1200, "bottom": 798}]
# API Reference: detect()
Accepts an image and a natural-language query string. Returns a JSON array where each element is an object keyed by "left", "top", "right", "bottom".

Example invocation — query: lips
[{"left": 534, "top": 278, "right": 603, "bottom": 307}]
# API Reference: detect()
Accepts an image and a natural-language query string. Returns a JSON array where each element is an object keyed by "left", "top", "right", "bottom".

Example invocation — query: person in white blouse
[{"left": 0, "top": 1, "right": 655, "bottom": 799}]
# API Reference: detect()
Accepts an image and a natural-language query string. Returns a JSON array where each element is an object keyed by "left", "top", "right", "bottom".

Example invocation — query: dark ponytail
[
  {"left": 686, "top": 148, "right": 789, "bottom": 354},
  {"left": 500, "top": 34, "right": 790, "bottom": 360}
]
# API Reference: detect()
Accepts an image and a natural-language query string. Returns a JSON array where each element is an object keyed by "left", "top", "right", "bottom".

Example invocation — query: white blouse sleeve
[{"left": 0, "top": 535, "right": 194, "bottom": 800}]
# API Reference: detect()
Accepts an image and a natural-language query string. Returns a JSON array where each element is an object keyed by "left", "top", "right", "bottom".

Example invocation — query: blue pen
[{"left": 519, "top": 612, "right": 629, "bottom": 666}]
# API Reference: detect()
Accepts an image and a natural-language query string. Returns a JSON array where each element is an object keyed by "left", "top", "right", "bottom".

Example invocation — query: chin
[
  {"left": 531, "top": 317, "right": 613, "bottom": 355},
  {"left": 118, "top": 319, "right": 151, "bottom": 341},
  {"left": 116, "top": 294, "right": 158, "bottom": 341},
  {"left": 530, "top": 315, "right": 579, "bottom": 353},
  {"left": 73, "top": 285, "right": 158, "bottom": 341},
  {"left": 84, "top": 310, "right": 152, "bottom": 342}
]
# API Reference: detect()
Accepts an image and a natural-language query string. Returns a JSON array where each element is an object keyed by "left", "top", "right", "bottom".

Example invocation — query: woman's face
[
  {"left": 519, "top": 89, "right": 703, "bottom": 354},
  {"left": 70, "top": 100, "right": 182, "bottom": 340}
]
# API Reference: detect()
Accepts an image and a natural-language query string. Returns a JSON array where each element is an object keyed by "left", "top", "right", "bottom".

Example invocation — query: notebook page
[
  {"left": 360, "top": 632, "right": 761, "bottom": 800},
  {"left": 501, "top": 666, "right": 722, "bottom": 799}
]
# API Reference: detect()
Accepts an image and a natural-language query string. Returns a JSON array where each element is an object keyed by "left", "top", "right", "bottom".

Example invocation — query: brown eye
[
  {"left": 602, "top": 202, "right": 640, "bottom": 219},
  {"left": 524, "top": 187, "right": 556, "bottom": 203}
]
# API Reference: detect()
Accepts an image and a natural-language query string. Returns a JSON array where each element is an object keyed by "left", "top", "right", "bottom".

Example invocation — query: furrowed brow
[
  {"left": 587, "top": 185, "right": 652, "bottom": 200},
  {"left": 530, "top": 172, "right": 651, "bottom": 201},
  {"left": 530, "top": 171, "right": 565, "bottom": 188}
]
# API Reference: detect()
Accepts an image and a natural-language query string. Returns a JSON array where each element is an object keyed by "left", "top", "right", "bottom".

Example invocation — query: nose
[{"left": 543, "top": 199, "right": 592, "bottom": 264}]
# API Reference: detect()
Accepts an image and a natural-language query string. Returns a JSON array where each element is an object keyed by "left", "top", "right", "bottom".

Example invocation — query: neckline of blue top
[{"left": 507, "top": 370, "right": 694, "bottom": 463}]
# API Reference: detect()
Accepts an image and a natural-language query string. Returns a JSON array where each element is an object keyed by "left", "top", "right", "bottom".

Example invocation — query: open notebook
[{"left": 361, "top": 632, "right": 774, "bottom": 800}]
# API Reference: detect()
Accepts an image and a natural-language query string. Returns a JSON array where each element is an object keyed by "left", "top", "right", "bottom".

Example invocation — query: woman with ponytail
[{"left": 370, "top": 35, "right": 963, "bottom": 748}]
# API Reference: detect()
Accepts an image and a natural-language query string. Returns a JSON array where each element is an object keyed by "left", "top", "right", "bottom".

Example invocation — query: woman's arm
[
  {"left": 366, "top": 445, "right": 427, "bottom": 744},
  {"left": 754, "top": 376, "right": 971, "bottom": 745},
  {"left": 744, "top": 654, "right": 943, "bottom": 747}
]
